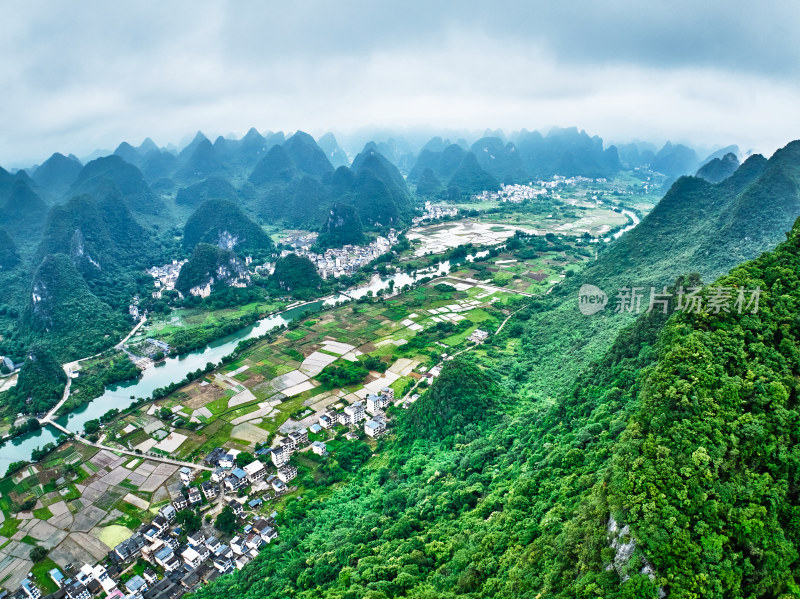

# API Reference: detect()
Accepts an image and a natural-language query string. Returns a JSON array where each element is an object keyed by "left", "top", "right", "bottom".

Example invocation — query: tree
[
  {"left": 176, "top": 509, "right": 202, "bottom": 533},
  {"left": 29, "top": 545, "right": 47, "bottom": 562},
  {"left": 215, "top": 505, "right": 238, "bottom": 534},
  {"left": 84, "top": 419, "right": 100, "bottom": 435},
  {"left": 159, "top": 407, "right": 172, "bottom": 420},
  {"left": 235, "top": 452, "right": 255, "bottom": 468}
]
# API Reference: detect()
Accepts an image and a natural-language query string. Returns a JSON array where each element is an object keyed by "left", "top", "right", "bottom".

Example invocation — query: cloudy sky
[{"left": 2, "top": 0, "right": 799, "bottom": 166}]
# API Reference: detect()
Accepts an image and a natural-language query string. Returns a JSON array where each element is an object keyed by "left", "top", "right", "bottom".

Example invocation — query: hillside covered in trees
[{"left": 193, "top": 209, "right": 800, "bottom": 599}]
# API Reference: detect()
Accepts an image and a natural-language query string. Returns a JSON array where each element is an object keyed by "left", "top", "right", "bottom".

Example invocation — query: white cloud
[{"left": 1, "top": 2, "right": 800, "bottom": 166}]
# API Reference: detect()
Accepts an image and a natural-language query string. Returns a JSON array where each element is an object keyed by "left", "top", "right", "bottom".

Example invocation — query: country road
[
  {"left": 42, "top": 316, "right": 147, "bottom": 424},
  {"left": 42, "top": 418, "right": 213, "bottom": 471}
]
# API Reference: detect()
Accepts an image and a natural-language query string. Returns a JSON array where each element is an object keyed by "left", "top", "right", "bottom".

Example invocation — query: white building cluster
[
  {"left": 282, "top": 229, "right": 398, "bottom": 279},
  {"left": 412, "top": 201, "right": 458, "bottom": 225},
  {"left": 148, "top": 260, "right": 187, "bottom": 298}
]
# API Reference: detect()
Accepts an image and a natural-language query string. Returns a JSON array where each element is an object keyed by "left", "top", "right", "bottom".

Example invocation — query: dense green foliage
[
  {"left": 70, "top": 154, "right": 165, "bottom": 214},
  {"left": 176, "top": 177, "right": 241, "bottom": 207},
  {"left": 650, "top": 142, "right": 700, "bottom": 178},
  {"left": 445, "top": 153, "right": 500, "bottom": 196},
  {"left": 250, "top": 136, "right": 414, "bottom": 231},
  {"left": 177, "top": 509, "right": 202, "bottom": 533},
  {"left": 317, "top": 360, "right": 370, "bottom": 388},
  {"left": 215, "top": 505, "right": 238, "bottom": 534},
  {"left": 193, "top": 215, "right": 800, "bottom": 597},
  {"left": 192, "top": 142, "right": 800, "bottom": 599},
  {"left": 31, "top": 152, "right": 83, "bottom": 200},
  {"left": 23, "top": 253, "right": 128, "bottom": 359},
  {"left": 403, "top": 357, "right": 501, "bottom": 439},
  {"left": 415, "top": 168, "right": 442, "bottom": 197},
  {"left": 65, "top": 352, "right": 140, "bottom": 411},
  {"left": 35, "top": 185, "right": 153, "bottom": 309},
  {"left": 6, "top": 345, "right": 67, "bottom": 413}
]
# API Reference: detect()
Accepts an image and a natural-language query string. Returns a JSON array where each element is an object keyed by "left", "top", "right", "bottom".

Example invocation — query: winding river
[{"left": 3, "top": 212, "right": 641, "bottom": 473}]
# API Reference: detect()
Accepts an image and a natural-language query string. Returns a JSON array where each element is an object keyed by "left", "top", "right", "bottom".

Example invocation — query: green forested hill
[
  {"left": 695, "top": 151, "right": 739, "bottom": 183},
  {"left": 176, "top": 177, "right": 241, "bottom": 208},
  {"left": 70, "top": 155, "right": 165, "bottom": 214},
  {"left": 447, "top": 152, "right": 500, "bottom": 196},
  {"left": 36, "top": 185, "right": 152, "bottom": 309},
  {"left": 268, "top": 254, "right": 323, "bottom": 299},
  {"left": 31, "top": 152, "right": 83, "bottom": 200},
  {"left": 175, "top": 243, "right": 249, "bottom": 296},
  {"left": 24, "top": 253, "right": 128, "bottom": 359},
  {"left": 182, "top": 199, "right": 275, "bottom": 259},
  {"left": 193, "top": 220, "right": 800, "bottom": 599},
  {"left": 317, "top": 203, "right": 367, "bottom": 248},
  {"left": 248, "top": 138, "right": 415, "bottom": 231}
]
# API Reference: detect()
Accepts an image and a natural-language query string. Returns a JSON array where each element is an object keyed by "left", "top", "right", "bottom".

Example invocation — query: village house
[
  {"left": 366, "top": 393, "right": 390, "bottom": 415},
  {"left": 114, "top": 533, "right": 145, "bottom": 562},
  {"left": 188, "top": 487, "right": 202, "bottom": 505},
  {"left": 278, "top": 465, "right": 298, "bottom": 483},
  {"left": 235, "top": 554, "right": 251, "bottom": 570},
  {"left": 64, "top": 580, "right": 90, "bottom": 599},
  {"left": 211, "top": 466, "right": 226, "bottom": 483},
  {"left": 224, "top": 468, "right": 248, "bottom": 492},
  {"left": 125, "top": 575, "right": 147, "bottom": 599},
  {"left": 365, "top": 418, "right": 387, "bottom": 437},
  {"left": 143, "top": 526, "right": 162, "bottom": 544},
  {"left": 159, "top": 503, "right": 177, "bottom": 522},
  {"left": 179, "top": 466, "right": 193, "bottom": 486},
  {"left": 205, "top": 536, "right": 221, "bottom": 553},
  {"left": 20, "top": 578, "right": 41, "bottom": 599},
  {"left": 318, "top": 412, "right": 335, "bottom": 429},
  {"left": 469, "top": 329, "right": 490, "bottom": 343},
  {"left": 49, "top": 568, "right": 65, "bottom": 589},
  {"left": 270, "top": 442, "right": 292, "bottom": 467},
  {"left": 270, "top": 477, "right": 287, "bottom": 494},
  {"left": 242, "top": 460, "right": 266, "bottom": 483},
  {"left": 230, "top": 536, "right": 245, "bottom": 555},
  {"left": 228, "top": 499, "right": 245, "bottom": 517},
  {"left": 182, "top": 546, "right": 205, "bottom": 569},
  {"left": 151, "top": 515, "right": 168, "bottom": 532},
  {"left": 187, "top": 531, "right": 206, "bottom": 548},
  {"left": 245, "top": 533, "right": 262, "bottom": 551},
  {"left": 213, "top": 555, "right": 234, "bottom": 574},
  {"left": 219, "top": 453, "right": 236, "bottom": 469},
  {"left": 204, "top": 447, "right": 227, "bottom": 466},
  {"left": 173, "top": 494, "right": 189, "bottom": 511},
  {"left": 201, "top": 480, "right": 217, "bottom": 500},
  {"left": 288, "top": 429, "right": 309, "bottom": 447},
  {"left": 153, "top": 545, "right": 181, "bottom": 572},
  {"left": 344, "top": 401, "right": 366, "bottom": 424},
  {"left": 253, "top": 519, "right": 279, "bottom": 544},
  {"left": 311, "top": 440, "right": 328, "bottom": 455}
]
